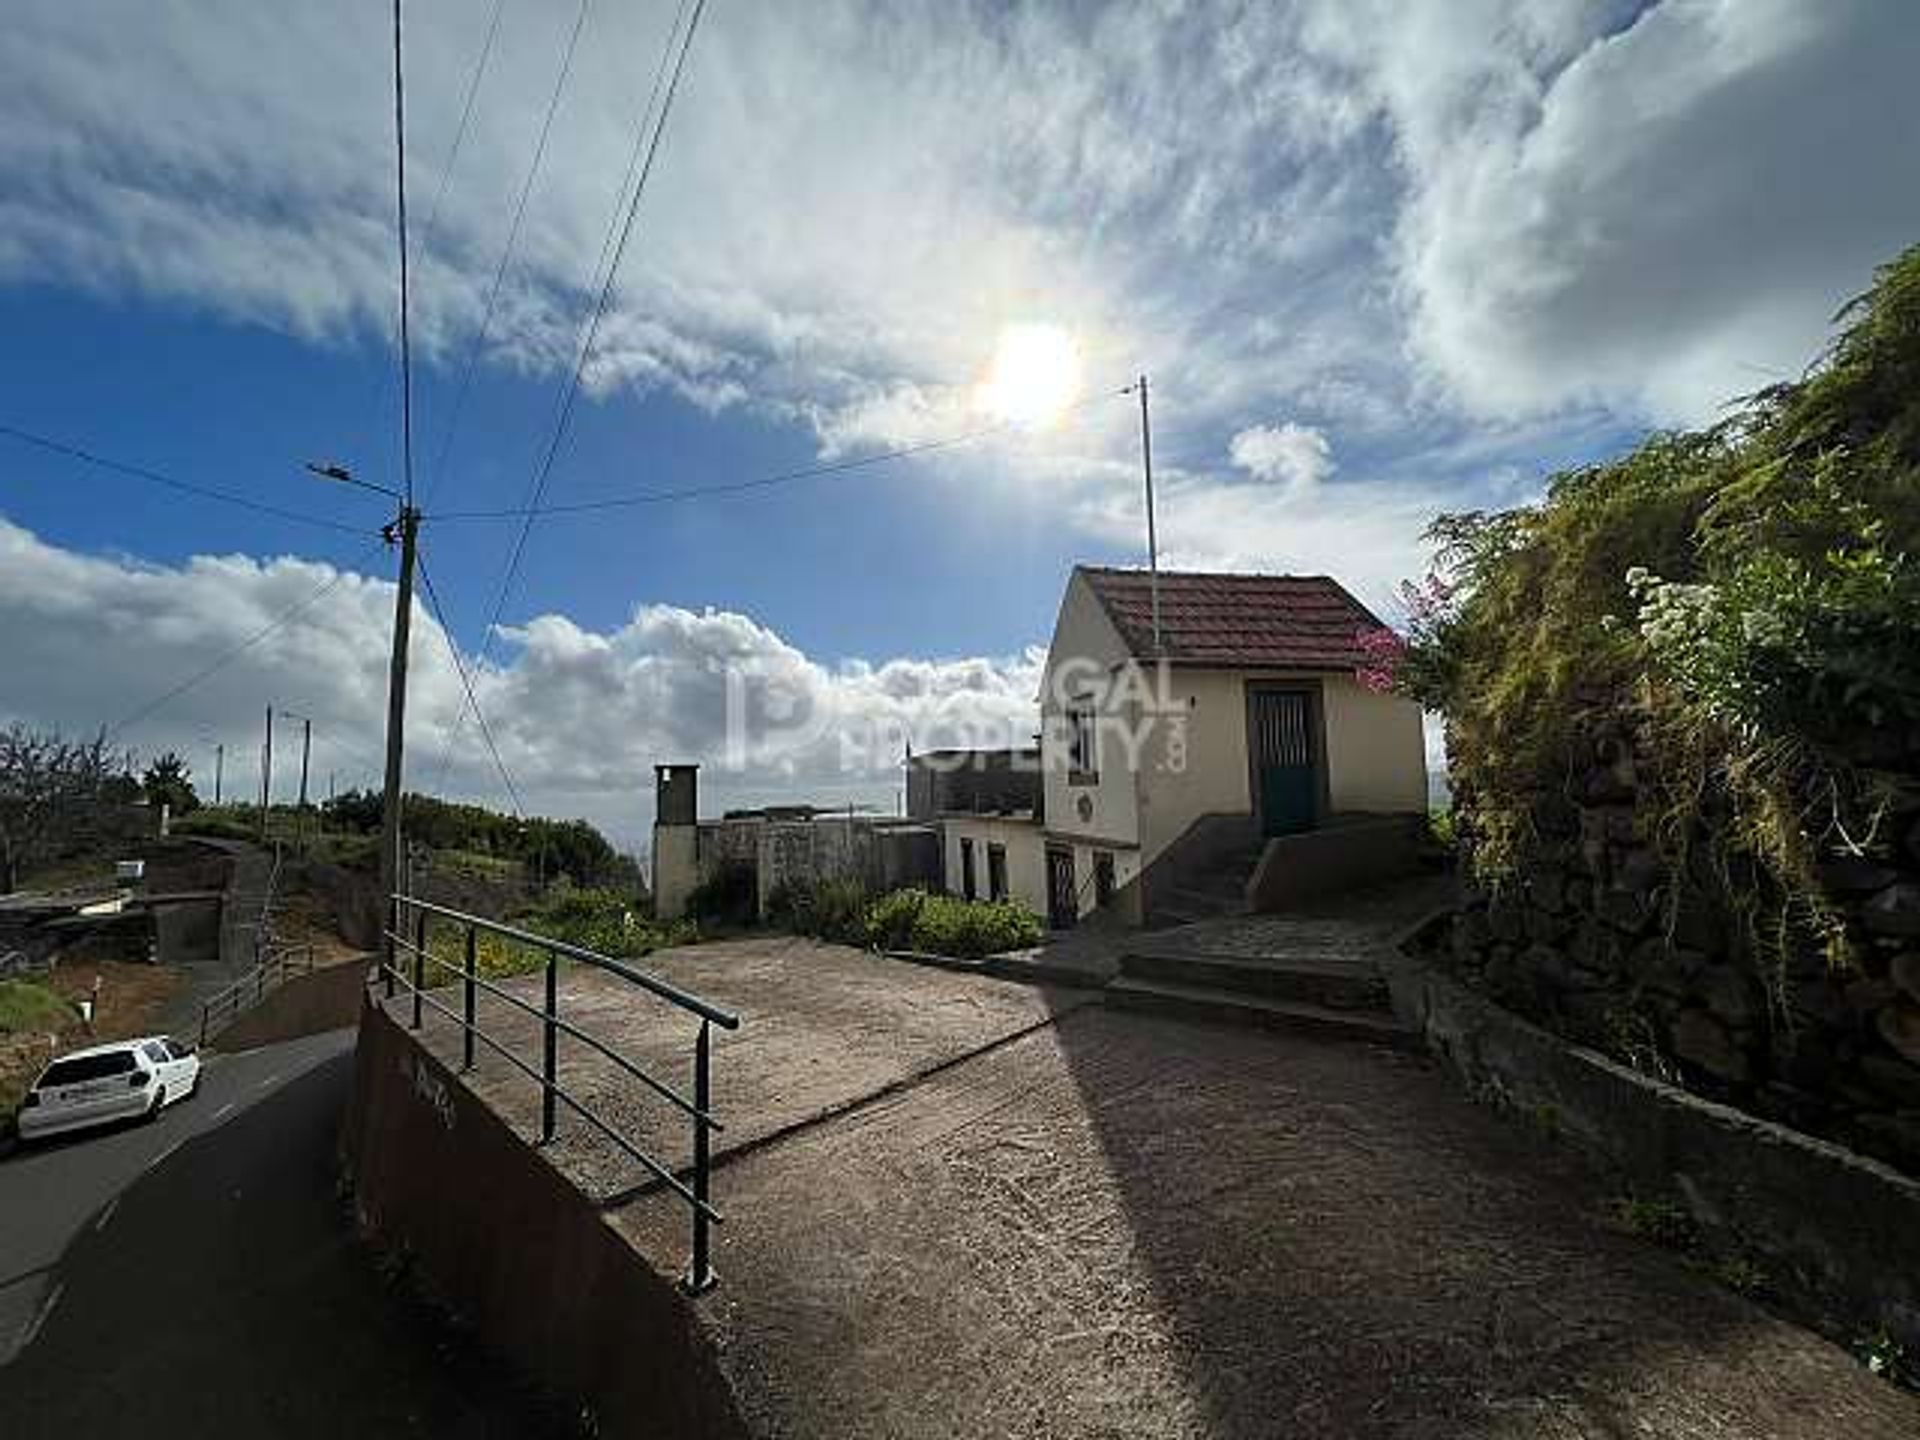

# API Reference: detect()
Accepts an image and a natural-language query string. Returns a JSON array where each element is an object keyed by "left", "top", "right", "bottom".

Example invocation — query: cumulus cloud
[
  {"left": 0, "top": 517, "right": 1042, "bottom": 850},
  {"left": 1301, "top": 0, "right": 1920, "bottom": 423},
  {"left": 3, "top": 0, "right": 1917, "bottom": 734},
  {"left": 1227, "top": 422, "right": 1335, "bottom": 492}
]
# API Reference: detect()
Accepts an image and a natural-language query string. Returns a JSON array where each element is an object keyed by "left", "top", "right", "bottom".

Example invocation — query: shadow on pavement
[
  {"left": 1042, "top": 984, "right": 1918, "bottom": 1437},
  {"left": 1, "top": 1049, "right": 581, "bottom": 1440}
]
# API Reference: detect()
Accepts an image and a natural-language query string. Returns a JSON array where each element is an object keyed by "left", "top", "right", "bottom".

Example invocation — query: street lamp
[{"left": 304, "top": 458, "right": 420, "bottom": 961}]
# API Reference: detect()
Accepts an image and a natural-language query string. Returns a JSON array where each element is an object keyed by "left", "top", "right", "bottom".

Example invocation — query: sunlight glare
[{"left": 978, "top": 323, "right": 1083, "bottom": 427}]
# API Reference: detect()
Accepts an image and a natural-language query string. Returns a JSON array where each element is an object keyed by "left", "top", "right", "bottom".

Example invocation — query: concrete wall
[
  {"left": 343, "top": 999, "right": 748, "bottom": 1440},
  {"left": 1248, "top": 815, "right": 1423, "bottom": 912},
  {"left": 652, "top": 824, "right": 699, "bottom": 921},
  {"left": 1390, "top": 953, "right": 1920, "bottom": 1357},
  {"left": 207, "top": 957, "right": 368, "bottom": 1052},
  {"left": 1324, "top": 678, "right": 1429, "bottom": 813}
]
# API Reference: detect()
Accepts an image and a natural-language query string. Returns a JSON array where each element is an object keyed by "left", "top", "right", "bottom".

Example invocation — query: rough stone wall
[
  {"left": 692, "top": 818, "right": 940, "bottom": 920},
  {"left": 1440, "top": 706, "right": 1920, "bottom": 1175}
]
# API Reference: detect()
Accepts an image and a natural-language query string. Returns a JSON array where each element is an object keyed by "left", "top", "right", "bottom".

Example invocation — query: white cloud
[
  {"left": 1227, "top": 422, "right": 1335, "bottom": 492},
  {"left": 1302, "top": 0, "right": 1920, "bottom": 423},
  {"left": 0, "top": 516, "right": 1042, "bottom": 850},
  {"left": 2, "top": 0, "right": 1917, "bottom": 647}
]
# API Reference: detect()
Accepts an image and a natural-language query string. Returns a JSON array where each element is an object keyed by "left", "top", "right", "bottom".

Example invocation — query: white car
[{"left": 16, "top": 1035, "right": 201, "bottom": 1142}]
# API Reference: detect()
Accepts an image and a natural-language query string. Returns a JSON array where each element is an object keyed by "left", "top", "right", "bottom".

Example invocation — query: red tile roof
[{"left": 1078, "top": 566, "right": 1386, "bottom": 670}]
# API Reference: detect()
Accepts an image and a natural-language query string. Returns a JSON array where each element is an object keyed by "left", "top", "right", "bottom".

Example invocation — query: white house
[{"left": 922, "top": 565, "right": 1429, "bottom": 929}]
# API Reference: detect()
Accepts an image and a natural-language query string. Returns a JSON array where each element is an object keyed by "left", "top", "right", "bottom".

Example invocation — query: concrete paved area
[
  {"left": 619, "top": 1003, "right": 1917, "bottom": 1437},
  {"left": 385, "top": 925, "right": 1918, "bottom": 1437},
  {"left": 391, "top": 934, "right": 1096, "bottom": 1201}
]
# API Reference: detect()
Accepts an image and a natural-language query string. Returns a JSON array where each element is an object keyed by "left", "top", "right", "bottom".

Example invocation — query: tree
[
  {"left": 0, "top": 724, "right": 124, "bottom": 892},
  {"left": 141, "top": 751, "right": 200, "bottom": 815}
]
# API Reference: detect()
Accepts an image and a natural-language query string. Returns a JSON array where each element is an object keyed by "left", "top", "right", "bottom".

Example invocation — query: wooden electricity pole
[
  {"left": 259, "top": 705, "right": 273, "bottom": 841},
  {"left": 214, "top": 743, "right": 224, "bottom": 806}
]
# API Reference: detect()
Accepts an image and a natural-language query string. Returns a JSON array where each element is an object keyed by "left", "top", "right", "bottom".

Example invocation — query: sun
[{"left": 978, "top": 323, "right": 1083, "bottom": 427}]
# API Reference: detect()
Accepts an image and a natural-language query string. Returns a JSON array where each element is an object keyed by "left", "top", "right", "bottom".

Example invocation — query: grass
[{"left": 0, "top": 979, "right": 74, "bottom": 1034}]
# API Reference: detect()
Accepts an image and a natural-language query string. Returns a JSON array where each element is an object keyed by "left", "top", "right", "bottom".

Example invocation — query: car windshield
[{"left": 38, "top": 1050, "right": 138, "bottom": 1087}]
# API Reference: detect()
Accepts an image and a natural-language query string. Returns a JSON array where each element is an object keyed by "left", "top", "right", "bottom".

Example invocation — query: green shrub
[
  {"left": 767, "top": 877, "right": 871, "bottom": 946},
  {"left": 864, "top": 887, "right": 927, "bottom": 950},
  {"left": 0, "top": 979, "right": 73, "bottom": 1034},
  {"left": 1392, "top": 241, "right": 1920, "bottom": 980},
  {"left": 903, "top": 892, "right": 1044, "bottom": 958}
]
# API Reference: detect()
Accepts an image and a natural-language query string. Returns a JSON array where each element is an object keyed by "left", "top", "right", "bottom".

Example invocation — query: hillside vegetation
[{"left": 1403, "top": 242, "right": 1920, "bottom": 970}]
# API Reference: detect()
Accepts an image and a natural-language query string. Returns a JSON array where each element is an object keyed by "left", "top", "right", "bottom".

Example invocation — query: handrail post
[
  {"left": 462, "top": 923, "right": 477, "bottom": 1071},
  {"left": 384, "top": 894, "right": 396, "bottom": 999},
  {"left": 412, "top": 905, "right": 426, "bottom": 1030},
  {"left": 541, "top": 952, "right": 558, "bottom": 1143},
  {"left": 686, "top": 1018, "right": 715, "bottom": 1294}
]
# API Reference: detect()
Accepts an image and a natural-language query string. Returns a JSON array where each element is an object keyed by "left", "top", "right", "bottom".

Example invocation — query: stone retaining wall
[
  {"left": 1438, "top": 704, "right": 1920, "bottom": 1175},
  {"left": 1389, "top": 951, "right": 1920, "bottom": 1355}
]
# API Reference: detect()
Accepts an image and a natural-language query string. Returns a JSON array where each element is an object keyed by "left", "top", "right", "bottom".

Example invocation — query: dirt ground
[{"left": 379, "top": 937, "right": 1918, "bottom": 1437}]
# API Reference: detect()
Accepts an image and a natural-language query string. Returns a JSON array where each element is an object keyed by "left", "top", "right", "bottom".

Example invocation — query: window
[
  {"left": 1067, "top": 704, "right": 1097, "bottom": 782},
  {"left": 143, "top": 1041, "right": 170, "bottom": 1064},
  {"left": 987, "top": 843, "right": 1008, "bottom": 903},
  {"left": 38, "top": 1050, "right": 137, "bottom": 1087},
  {"left": 960, "top": 837, "right": 977, "bottom": 901},
  {"left": 1094, "top": 851, "right": 1115, "bottom": 909}
]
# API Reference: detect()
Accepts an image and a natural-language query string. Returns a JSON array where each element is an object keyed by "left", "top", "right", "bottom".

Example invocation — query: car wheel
[{"left": 146, "top": 1085, "right": 167, "bottom": 1121}]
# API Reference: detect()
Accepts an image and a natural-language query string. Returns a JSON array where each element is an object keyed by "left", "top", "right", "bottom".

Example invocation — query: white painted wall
[
  {"left": 942, "top": 816, "right": 1048, "bottom": 916},
  {"left": 1324, "top": 677, "right": 1430, "bottom": 813},
  {"left": 1039, "top": 571, "right": 1140, "bottom": 848}
]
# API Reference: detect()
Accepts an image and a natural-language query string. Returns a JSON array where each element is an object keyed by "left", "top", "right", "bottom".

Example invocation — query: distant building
[{"left": 651, "top": 765, "right": 940, "bottom": 922}]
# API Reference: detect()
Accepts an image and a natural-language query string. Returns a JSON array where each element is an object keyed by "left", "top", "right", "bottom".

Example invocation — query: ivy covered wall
[{"left": 1399, "top": 245, "right": 1920, "bottom": 1174}]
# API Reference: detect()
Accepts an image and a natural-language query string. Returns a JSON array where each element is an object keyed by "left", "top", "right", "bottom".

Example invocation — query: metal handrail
[
  {"left": 383, "top": 928, "right": 722, "bottom": 1131},
  {"left": 394, "top": 895, "right": 740, "bottom": 1027},
  {"left": 199, "top": 942, "right": 316, "bottom": 1045},
  {"left": 380, "top": 893, "right": 738, "bottom": 1293}
]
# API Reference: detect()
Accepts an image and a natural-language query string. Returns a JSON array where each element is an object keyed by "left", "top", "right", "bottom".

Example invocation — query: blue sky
[{"left": 3, "top": 0, "right": 1917, "bottom": 848}]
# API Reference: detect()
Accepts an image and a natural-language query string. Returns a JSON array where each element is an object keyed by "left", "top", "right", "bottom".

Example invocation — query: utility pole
[
  {"left": 260, "top": 705, "right": 274, "bottom": 841},
  {"left": 297, "top": 716, "right": 312, "bottom": 810},
  {"left": 379, "top": 507, "right": 421, "bottom": 915},
  {"left": 1137, "top": 373, "right": 1162, "bottom": 654},
  {"left": 214, "top": 743, "right": 224, "bottom": 806}
]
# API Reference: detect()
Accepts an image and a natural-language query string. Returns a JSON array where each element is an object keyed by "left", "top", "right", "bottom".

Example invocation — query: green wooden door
[{"left": 1252, "top": 689, "right": 1316, "bottom": 838}]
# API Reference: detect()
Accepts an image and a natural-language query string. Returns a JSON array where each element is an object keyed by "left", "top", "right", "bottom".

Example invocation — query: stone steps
[
  {"left": 1119, "top": 947, "right": 1389, "bottom": 1011},
  {"left": 1105, "top": 975, "right": 1416, "bottom": 1048}
]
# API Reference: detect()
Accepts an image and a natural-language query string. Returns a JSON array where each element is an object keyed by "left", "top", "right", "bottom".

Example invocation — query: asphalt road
[{"left": 0, "top": 1030, "right": 577, "bottom": 1438}]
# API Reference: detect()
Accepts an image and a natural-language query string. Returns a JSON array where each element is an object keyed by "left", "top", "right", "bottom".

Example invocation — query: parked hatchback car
[{"left": 16, "top": 1036, "right": 201, "bottom": 1141}]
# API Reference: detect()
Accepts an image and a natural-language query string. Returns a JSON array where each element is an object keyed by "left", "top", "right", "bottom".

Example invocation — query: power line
[
  {"left": 474, "top": 0, "right": 705, "bottom": 637},
  {"left": 416, "top": 548, "right": 525, "bottom": 816},
  {"left": 392, "top": 0, "right": 417, "bottom": 509},
  {"left": 357, "top": 0, "right": 507, "bottom": 481},
  {"left": 436, "top": 0, "right": 703, "bottom": 788},
  {"left": 425, "top": 385, "right": 1136, "bottom": 522},
  {"left": 413, "top": 0, "right": 506, "bottom": 271},
  {"left": 0, "top": 423, "right": 375, "bottom": 536},
  {"left": 106, "top": 538, "right": 386, "bottom": 740},
  {"left": 421, "top": 0, "right": 593, "bottom": 511}
]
